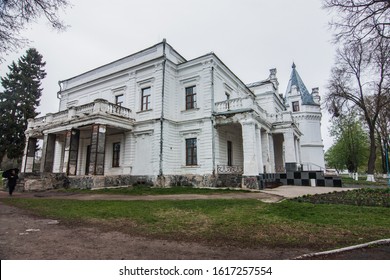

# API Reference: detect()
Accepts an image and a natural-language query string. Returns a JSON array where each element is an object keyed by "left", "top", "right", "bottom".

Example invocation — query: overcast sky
[{"left": 0, "top": 0, "right": 336, "bottom": 150}]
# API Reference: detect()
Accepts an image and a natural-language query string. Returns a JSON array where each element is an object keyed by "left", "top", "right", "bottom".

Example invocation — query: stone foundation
[
  {"left": 242, "top": 176, "right": 260, "bottom": 189},
  {"left": 19, "top": 173, "right": 69, "bottom": 191},
  {"left": 19, "top": 170, "right": 343, "bottom": 191},
  {"left": 19, "top": 173, "right": 249, "bottom": 190}
]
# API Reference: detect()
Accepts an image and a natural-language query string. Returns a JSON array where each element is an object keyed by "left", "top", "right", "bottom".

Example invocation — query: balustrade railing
[
  {"left": 217, "top": 165, "right": 243, "bottom": 174},
  {"left": 28, "top": 99, "right": 133, "bottom": 130},
  {"left": 215, "top": 97, "right": 269, "bottom": 122}
]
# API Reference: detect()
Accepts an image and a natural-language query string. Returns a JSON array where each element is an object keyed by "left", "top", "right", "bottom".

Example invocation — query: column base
[{"left": 242, "top": 176, "right": 260, "bottom": 189}]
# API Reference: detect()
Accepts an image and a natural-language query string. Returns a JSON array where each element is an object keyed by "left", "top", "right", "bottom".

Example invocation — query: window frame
[
  {"left": 115, "top": 94, "right": 124, "bottom": 107},
  {"left": 292, "top": 101, "right": 300, "bottom": 112},
  {"left": 185, "top": 85, "right": 197, "bottom": 110},
  {"left": 185, "top": 138, "right": 198, "bottom": 166},
  {"left": 112, "top": 142, "right": 121, "bottom": 168},
  {"left": 141, "top": 87, "right": 151, "bottom": 111}
]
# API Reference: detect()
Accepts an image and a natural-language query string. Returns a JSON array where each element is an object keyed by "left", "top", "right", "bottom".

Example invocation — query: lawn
[{"left": 2, "top": 195, "right": 390, "bottom": 251}]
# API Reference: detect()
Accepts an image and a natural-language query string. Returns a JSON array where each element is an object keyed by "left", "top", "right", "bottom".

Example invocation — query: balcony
[
  {"left": 214, "top": 97, "right": 269, "bottom": 122},
  {"left": 27, "top": 99, "right": 134, "bottom": 132}
]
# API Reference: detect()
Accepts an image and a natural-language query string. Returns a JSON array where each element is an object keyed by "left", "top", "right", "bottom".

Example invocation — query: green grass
[
  {"left": 2, "top": 197, "right": 390, "bottom": 250},
  {"left": 58, "top": 185, "right": 250, "bottom": 195}
]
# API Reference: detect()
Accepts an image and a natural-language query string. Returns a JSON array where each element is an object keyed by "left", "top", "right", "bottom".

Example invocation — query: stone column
[
  {"left": 296, "top": 138, "right": 302, "bottom": 164},
  {"left": 240, "top": 118, "right": 260, "bottom": 189},
  {"left": 241, "top": 119, "right": 259, "bottom": 176},
  {"left": 63, "top": 129, "right": 80, "bottom": 175},
  {"left": 261, "top": 131, "right": 271, "bottom": 173},
  {"left": 256, "top": 127, "right": 264, "bottom": 174},
  {"left": 88, "top": 124, "right": 106, "bottom": 175},
  {"left": 52, "top": 135, "right": 65, "bottom": 173},
  {"left": 284, "top": 130, "right": 297, "bottom": 171},
  {"left": 268, "top": 133, "right": 275, "bottom": 173},
  {"left": 40, "top": 133, "right": 56, "bottom": 173},
  {"left": 22, "top": 137, "right": 37, "bottom": 173}
]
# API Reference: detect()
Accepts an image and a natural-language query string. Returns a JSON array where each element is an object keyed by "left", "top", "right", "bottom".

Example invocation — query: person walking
[{"left": 6, "top": 169, "right": 19, "bottom": 196}]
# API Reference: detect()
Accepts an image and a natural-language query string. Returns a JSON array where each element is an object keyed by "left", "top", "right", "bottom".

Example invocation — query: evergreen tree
[{"left": 0, "top": 48, "right": 46, "bottom": 164}]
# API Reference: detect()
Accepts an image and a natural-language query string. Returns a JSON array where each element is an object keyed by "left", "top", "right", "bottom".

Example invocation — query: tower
[{"left": 285, "top": 63, "right": 325, "bottom": 170}]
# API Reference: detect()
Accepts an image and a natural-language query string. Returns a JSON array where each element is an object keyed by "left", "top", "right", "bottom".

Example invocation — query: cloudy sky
[{"left": 0, "top": 0, "right": 336, "bottom": 150}]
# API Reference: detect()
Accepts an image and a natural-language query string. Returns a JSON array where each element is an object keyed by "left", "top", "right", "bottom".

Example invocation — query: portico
[{"left": 22, "top": 99, "right": 134, "bottom": 176}]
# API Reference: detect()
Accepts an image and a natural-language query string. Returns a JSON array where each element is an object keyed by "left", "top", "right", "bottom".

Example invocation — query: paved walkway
[{"left": 261, "top": 185, "right": 355, "bottom": 198}]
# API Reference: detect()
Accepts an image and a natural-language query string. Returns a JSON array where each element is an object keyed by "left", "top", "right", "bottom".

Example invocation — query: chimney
[
  {"left": 312, "top": 87, "right": 320, "bottom": 104},
  {"left": 269, "top": 68, "right": 279, "bottom": 90}
]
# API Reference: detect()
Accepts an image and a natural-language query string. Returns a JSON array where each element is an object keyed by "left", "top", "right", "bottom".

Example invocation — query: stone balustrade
[
  {"left": 27, "top": 99, "right": 134, "bottom": 130},
  {"left": 217, "top": 165, "right": 243, "bottom": 174},
  {"left": 215, "top": 97, "right": 269, "bottom": 121}
]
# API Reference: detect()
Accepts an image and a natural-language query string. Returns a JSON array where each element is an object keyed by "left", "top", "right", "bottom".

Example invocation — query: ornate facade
[{"left": 22, "top": 40, "right": 325, "bottom": 189}]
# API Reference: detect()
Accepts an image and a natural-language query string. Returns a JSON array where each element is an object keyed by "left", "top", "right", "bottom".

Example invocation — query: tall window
[
  {"left": 185, "top": 138, "right": 197, "bottom": 166},
  {"left": 112, "top": 142, "right": 120, "bottom": 167},
  {"left": 185, "top": 86, "right": 197, "bottom": 110},
  {"left": 227, "top": 141, "right": 233, "bottom": 166},
  {"left": 292, "top": 101, "right": 300, "bottom": 112},
  {"left": 115, "top": 94, "right": 124, "bottom": 106},
  {"left": 141, "top": 87, "right": 151, "bottom": 111}
]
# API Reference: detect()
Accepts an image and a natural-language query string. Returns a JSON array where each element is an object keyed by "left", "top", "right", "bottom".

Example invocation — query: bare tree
[
  {"left": 0, "top": 0, "right": 70, "bottom": 62},
  {"left": 323, "top": 0, "right": 390, "bottom": 43},
  {"left": 325, "top": 38, "right": 390, "bottom": 180}
]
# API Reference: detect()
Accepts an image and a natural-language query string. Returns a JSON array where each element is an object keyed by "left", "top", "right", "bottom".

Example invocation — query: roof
[
  {"left": 246, "top": 79, "right": 271, "bottom": 88},
  {"left": 285, "top": 63, "right": 316, "bottom": 105}
]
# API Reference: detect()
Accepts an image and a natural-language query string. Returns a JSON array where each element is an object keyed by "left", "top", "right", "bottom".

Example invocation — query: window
[
  {"left": 141, "top": 87, "right": 151, "bottom": 111},
  {"left": 115, "top": 94, "right": 124, "bottom": 106},
  {"left": 227, "top": 141, "right": 233, "bottom": 166},
  {"left": 112, "top": 142, "right": 120, "bottom": 167},
  {"left": 185, "top": 138, "right": 197, "bottom": 166},
  {"left": 185, "top": 86, "right": 197, "bottom": 110},
  {"left": 292, "top": 101, "right": 300, "bottom": 112}
]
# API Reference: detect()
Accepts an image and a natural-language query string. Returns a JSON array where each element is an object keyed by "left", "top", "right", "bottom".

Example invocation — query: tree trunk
[{"left": 367, "top": 128, "right": 377, "bottom": 181}]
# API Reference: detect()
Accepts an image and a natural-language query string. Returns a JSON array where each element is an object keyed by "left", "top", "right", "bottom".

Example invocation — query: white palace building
[{"left": 21, "top": 40, "right": 326, "bottom": 189}]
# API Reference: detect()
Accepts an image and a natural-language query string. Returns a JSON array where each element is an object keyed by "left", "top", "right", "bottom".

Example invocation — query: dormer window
[{"left": 292, "top": 101, "right": 300, "bottom": 112}]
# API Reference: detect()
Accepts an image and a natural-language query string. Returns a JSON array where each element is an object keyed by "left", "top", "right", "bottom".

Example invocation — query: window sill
[
  {"left": 183, "top": 165, "right": 200, "bottom": 168},
  {"left": 136, "top": 109, "right": 153, "bottom": 114},
  {"left": 181, "top": 108, "right": 200, "bottom": 113}
]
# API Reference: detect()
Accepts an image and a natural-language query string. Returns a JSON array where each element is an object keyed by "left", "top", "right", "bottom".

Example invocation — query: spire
[{"left": 285, "top": 64, "right": 317, "bottom": 105}]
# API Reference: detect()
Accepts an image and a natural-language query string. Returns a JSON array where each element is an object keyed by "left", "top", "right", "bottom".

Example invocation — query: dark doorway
[
  {"left": 227, "top": 141, "right": 233, "bottom": 166},
  {"left": 85, "top": 145, "right": 91, "bottom": 175}
]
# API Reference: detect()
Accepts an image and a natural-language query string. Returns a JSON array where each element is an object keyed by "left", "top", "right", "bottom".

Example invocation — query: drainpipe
[
  {"left": 159, "top": 39, "right": 167, "bottom": 177},
  {"left": 211, "top": 65, "right": 216, "bottom": 177},
  {"left": 57, "top": 81, "right": 63, "bottom": 112}
]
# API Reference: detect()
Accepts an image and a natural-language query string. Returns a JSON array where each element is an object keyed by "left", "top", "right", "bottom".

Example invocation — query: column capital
[{"left": 239, "top": 118, "right": 256, "bottom": 126}]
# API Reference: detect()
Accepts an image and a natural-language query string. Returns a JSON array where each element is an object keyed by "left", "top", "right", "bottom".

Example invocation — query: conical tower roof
[{"left": 285, "top": 63, "right": 316, "bottom": 105}]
